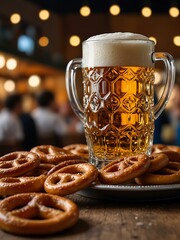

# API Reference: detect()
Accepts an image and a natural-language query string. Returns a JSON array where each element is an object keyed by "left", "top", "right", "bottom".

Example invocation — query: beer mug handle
[
  {"left": 66, "top": 58, "right": 84, "bottom": 122},
  {"left": 152, "top": 52, "right": 175, "bottom": 119}
]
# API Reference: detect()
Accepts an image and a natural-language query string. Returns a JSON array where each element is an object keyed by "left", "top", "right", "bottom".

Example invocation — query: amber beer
[
  {"left": 82, "top": 66, "right": 155, "bottom": 164},
  {"left": 81, "top": 33, "right": 156, "bottom": 166},
  {"left": 66, "top": 32, "right": 175, "bottom": 168}
]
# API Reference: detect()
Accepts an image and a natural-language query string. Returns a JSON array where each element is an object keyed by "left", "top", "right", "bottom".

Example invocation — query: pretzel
[
  {"left": 47, "top": 159, "right": 87, "bottom": 176},
  {"left": 0, "top": 193, "right": 79, "bottom": 235},
  {"left": 44, "top": 162, "right": 98, "bottom": 196},
  {"left": 147, "top": 153, "right": 169, "bottom": 172},
  {"left": 152, "top": 144, "right": 180, "bottom": 153},
  {"left": 0, "top": 151, "right": 40, "bottom": 178},
  {"left": 31, "top": 145, "right": 80, "bottom": 164},
  {"left": 63, "top": 144, "right": 89, "bottom": 160},
  {"left": 99, "top": 154, "right": 150, "bottom": 184},
  {"left": 135, "top": 151, "right": 180, "bottom": 185},
  {"left": 25, "top": 163, "right": 55, "bottom": 176},
  {"left": 0, "top": 172, "right": 47, "bottom": 196}
]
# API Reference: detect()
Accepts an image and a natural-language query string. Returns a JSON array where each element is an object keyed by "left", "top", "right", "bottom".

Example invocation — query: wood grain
[{"left": 0, "top": 194, "right": 180, "bottom": 240}]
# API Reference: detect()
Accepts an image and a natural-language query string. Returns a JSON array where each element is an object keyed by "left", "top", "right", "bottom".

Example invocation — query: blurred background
[{"left": 0, "top": 0, "right": 179, "bottom": 155}]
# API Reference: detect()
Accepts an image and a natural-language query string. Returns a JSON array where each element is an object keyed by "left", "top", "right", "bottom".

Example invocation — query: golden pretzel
[
  {"left": 99, "top": 154, "right": 150, "bottom": 184},
  {"left": 147, "top": 153, "right": 169, "bottom": 172},
  {"left": 0, "top": 193, "right": 79, "bottom": 235},
  {"left": 152, "top": 144, "right": 180, "bottom": 153},
  {"left": 135, "top": 151, "right": 180, "bottom": 185},
  {"left": 47, "top": 159, "right": 87, "bottom": 176},
  {"left": 63, "top": 144, "right": 89, "bottom": 160},
  {"left": 0, "top": 174, "right": 46, "bottom": 196},
  {"left": 31, "top": 145, "right": 80, "bottom": 164},
  {"left": 0, "top": 151, "right": 40, "bottom": 178},
  {"left": 44, "top": 162, "right": 98, "bottom": 196}
]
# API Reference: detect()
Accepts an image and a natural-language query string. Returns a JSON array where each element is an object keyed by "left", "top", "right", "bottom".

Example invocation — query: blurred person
[
  {"left": 0, "top": 94, "right": 24, "bottom": 144},
  {"left": 169, "top": 83, "right": 180, "bottom": 145},
  {"left": 153, "top": 92, "right": 171, "bottom": 144},
  {"left": 20, "top": 112, "right": 37, "bottom": 150},
  {"left": 32, "top": 90, "right": 71, "bottom": 145}
]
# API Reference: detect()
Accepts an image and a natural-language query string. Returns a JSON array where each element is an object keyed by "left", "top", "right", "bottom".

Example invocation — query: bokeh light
[
  {"left": 169, "top": 7, "right": 179, "bottom": 18},
  {"left": 28, "top": 75, "right": 41, "bottom": 87},
  {"left": 10, "top": 13, "right": 21, "bottom": 24},
  {"left": 173, "top": 36, "right": 180, "bottom": 46},
  {"left": 39, "top": 9, "right": 50, "bottom": 20},
  {"left": 0, "top": 55, "right": 5, "bottom": 69},
  {"left": 149, "top": 36, "right": 157, "bottom": 45},
  {"left": 109, "top": 4, "right": 121, "bottom": 16},
  {"left": 39, "top": 36, "right": 49, "bottom": 47},
  {"left": 141, "top": 7, "right": 152, "bottom": 17},
  {"left": 80, "top": 6, "right": 91, "bottom": 17},
  {"left": 4, "top": 80, "right": 15, "bottom": 92},
  {"left": 6, "top": 58, "right": 17, "bottom": 70},
  {"left": 69, "top": 35, "right": 81, "bottom": 47}
]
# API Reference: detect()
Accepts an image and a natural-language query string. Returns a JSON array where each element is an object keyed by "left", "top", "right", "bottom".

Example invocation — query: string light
[
  {"left": 173, "top": 36, "right": 180, "bottom": 46},
  {"left": 39, "top": 9, "right": 50, "bottom": 20},
  {"left": 169, "top": 7, "right": 179, "bottom": 17},
  {"left": 141, "top": 7, "right": 152, "bottom": 17},
  {"left": 80, "top": 6, "right": 91, "bottom": 17},
  {"left": 149, "top": 36, "right": 157, "bottom": 45},
  {"left": 28, "top": 75, "right": 41, "bottom": 87},
  {"left": 109, "top": 4, "right": 121, "bottom": 16},
  {"left": 10, "top": 13, "right": 21, "bottom": 24},
  {"left": 39, "top": 36, "right": 49, "bottom": 47},
  {"left": 4, "top": 80, "right": 15, "bottom": 92},
  {"left": 6, "top": 58, "right": 17, "bottom": 70},
  {"left": 69, "top": 35, "right": 81, "bottom": 47},
  {"left": 0, "top": 55, "right": 5, "bottom": 69}
]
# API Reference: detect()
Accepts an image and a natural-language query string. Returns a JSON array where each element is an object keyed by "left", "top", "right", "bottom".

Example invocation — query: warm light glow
[
  {"left": 6, "top": 58, "right": 17, "bottom": 70},
  {"left": 141, "top": 7, "right": 152, "bottom": 17},
  {"left": 39, "top": 9, "right": 50, "bottom": 20},
  {"left": 39, "top": 36, "right": 49, "bottom": 47},
  {"left": 173, "top": 36, "right": 180, "bottom": 46},
  {"left": 80, "top": 6, "right": 91, "bottom": 17},
  {"left": 149, "top": 36, "right": 157, "bottom": 45},
  {"left": 4, "top": 80, "right": 15, "bottom": 92},
  {"left": 0, "top": 55, "right": 5, "bottom": 69},
  {"left": 169, "top": 7, "right": 179, "bottom": 18},
  {"left": 10, "top": 13, "right": 21, "bottom": 24},
  {"left": 69, "top": 35, "right": 81, "bottom": 47},
  {"left": 109, "top": 4, "right": 121, "bottom": 16},
  {"left": 28, "top": 75, "right": 41, "bottom": 87}
]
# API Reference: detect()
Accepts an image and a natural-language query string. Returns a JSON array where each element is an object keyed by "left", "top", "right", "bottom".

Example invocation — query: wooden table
[{"left": 1, "top": 193, "right": 180, "bottom": 240}]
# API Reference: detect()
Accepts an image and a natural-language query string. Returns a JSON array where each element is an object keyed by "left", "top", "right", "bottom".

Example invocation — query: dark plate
[{"left": 78, "top": 184, "right": 180, "bottom": 201}]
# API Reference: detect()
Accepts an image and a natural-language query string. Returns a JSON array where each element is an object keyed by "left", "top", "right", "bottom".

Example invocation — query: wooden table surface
[{"left": 0, "top": 193, "right": 180, "bottom": 240}]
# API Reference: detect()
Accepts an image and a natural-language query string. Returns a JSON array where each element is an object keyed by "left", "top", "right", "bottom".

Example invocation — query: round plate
[{"left": 78, "top": 184, "right": 180, "bottom": 201}]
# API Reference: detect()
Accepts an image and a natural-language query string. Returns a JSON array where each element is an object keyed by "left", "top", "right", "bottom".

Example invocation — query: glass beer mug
[{"left": 66, "top": 33, "right": 175, "bottom": 168}]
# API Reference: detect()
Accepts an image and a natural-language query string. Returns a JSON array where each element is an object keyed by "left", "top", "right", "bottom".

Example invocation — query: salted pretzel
[
  {"left": 47, "top": 159, "right": 87, "bottom": 176},
  {"left": 0, "top": 171, "right": 47, "bottom": 196},
  {"left": 63, "top": 144, "right": 89, "bottom": 160},
  {"left": 135, "top": 151, "right": 180, "bottom": 185},
  {"left": 0, "top": 193, "right": 79, "bottom": 235},
  {"left": 44, "top": 162, "right": 98, "bottom": 196},
  {"left": 25, "top": 163, "right": 55, "bottom": 176},
  {"left": 147, "top": 153, "right": 169, "bottom": 172},
  {"left": 0, "top": 151, "right": 40, "bottom": 178},
  {"left": 99, "top": 154, "right": 150, "bottom": 184},
  {"left": 31, "top": 145, "right": 80, "bottom": 164}
]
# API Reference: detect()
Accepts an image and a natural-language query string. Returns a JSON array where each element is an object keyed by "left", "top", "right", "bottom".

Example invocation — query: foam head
[{"left": 82, "top": 32, "right": 155, "bottom": 67}]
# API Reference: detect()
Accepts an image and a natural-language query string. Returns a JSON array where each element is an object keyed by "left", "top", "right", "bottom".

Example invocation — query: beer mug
[{"left": 66, "top": 33, "right": 175, "bottom": 168}]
